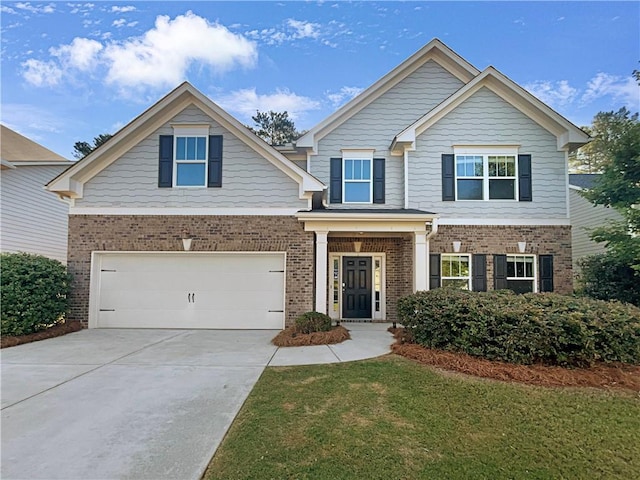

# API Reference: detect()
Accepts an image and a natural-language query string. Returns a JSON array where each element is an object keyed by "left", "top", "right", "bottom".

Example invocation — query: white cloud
[
  {"left": 524, "top": 80, "right": 578, "bottom": 108},
  {"left": 103, "top": 11, "right": 257, "bottom": 89},
  {"left": 14, "top": 2, "right": 55, "bottom": 14},
  {"left": 67, "top": 3, "right": 95, "bottom": 15},
  {"left": 215, "top": 88, "right": 320, "bottom": 121},
  {"left": 287, "top": 19, "right": 320, "bottom": 39},
  {"left": 581, "top": 72, "right": 639, "bottom": 108},
  {"left": 326, "top": 86, "right": 363, "bottom": 106},
  {"left": 2, "top": 104, "right": 63, "bottom": 136},
  {"left": 1, "top": 5, "right": 17, "bottom": 14},
  {"left": 21, "top": 59, "right": 63, "bottom": 86},
  {"left": 110, "top": 5, "right": 136, "bottom": 13},
  {"left": 112, "top": 18, "right": 126, "bottom": 27},
  {"left": 50, "top": 37, "right": 103, "bottom": 71}
]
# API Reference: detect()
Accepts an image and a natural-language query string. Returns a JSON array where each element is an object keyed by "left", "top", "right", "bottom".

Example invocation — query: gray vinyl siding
[
  {"left": 311, "top": 60, "right": 465, "bottom": 208},
  {"left": 410, "top": 87, "right": 568, "bottom": 218},
  {"left": 76, "top": 105, "right": 307, "bottom": 209},
  {"left": 569, "top": 188, "right": 623, "bottom": 271},
  {"left": 0, "top": 165, "right": 70, "bottom": 262}
]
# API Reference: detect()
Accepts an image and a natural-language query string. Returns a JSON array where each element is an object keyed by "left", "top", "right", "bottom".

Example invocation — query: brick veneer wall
[
  {"left": 67, "top": 215, "right": 315, "bottom": 327},
  {"left": 430, "top": 225, "right": 572, "bottom": 294},
  {"left": 328, "top": 236, "right": 413, "bottom": 322}
]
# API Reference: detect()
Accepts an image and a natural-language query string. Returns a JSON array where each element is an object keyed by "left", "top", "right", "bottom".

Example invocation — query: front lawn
[{"left": 206, "top": 355, "right": 639, "bottom": 479}]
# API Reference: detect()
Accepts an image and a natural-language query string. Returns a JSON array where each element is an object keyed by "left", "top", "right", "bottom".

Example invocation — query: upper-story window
[
  {"left": 454, "top": 147, "right": 518, "bottom": 201},
  {"left": 175, "top": 136, "right": 207, "bottom": 187},
  {"left": 344, "top": 158, "right": 372, "bottom": 203}
]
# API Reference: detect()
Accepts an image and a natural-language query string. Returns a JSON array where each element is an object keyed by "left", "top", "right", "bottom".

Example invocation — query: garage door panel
[{"left": 94, "top": 253, "right": 285, "bottom": 329}]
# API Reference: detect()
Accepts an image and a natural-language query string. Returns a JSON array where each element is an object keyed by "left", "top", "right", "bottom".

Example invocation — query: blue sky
[{"left": 1, "top": 1, "right": 639, "bottom": 158}]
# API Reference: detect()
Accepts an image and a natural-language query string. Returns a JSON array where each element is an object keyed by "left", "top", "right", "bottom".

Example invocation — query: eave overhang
[{"left": 296, "top": 209, "right": 439, "bottom": 233}]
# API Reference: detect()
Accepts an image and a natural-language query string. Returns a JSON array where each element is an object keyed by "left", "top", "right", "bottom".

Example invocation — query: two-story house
[{"left": 47, "top": 39, "right": 589, "bottom": 330}]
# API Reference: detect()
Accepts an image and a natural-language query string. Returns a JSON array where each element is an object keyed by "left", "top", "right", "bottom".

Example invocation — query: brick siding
[
  {"left": 67, "top": 215, "right": 314, "bottom": 327},
  {"left": 430, "top": 225, "right": 572, "bottom": 294}
]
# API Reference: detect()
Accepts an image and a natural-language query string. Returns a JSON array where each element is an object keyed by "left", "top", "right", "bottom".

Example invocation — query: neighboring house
[
  {"left": 569, "top": 173, "right": 623, "bottom": 275},
  {"left": 1, "top": 125, "right": 72, "bottom": 263},
  {"left": 47, "top": 39, "right": 590, "bottom": 330}
]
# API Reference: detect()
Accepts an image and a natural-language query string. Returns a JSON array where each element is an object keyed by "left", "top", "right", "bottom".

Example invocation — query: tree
[
  {"left": 73, "top": 133, "right": 113, "bottom": 159},
  {"left": 248, "top": 111, "right": 299, "bottom": 146}
]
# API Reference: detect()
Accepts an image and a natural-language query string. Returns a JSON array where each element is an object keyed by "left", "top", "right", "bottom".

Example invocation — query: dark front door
[{"left": 342, "top": 257, "right": 372, "bottom": 318}]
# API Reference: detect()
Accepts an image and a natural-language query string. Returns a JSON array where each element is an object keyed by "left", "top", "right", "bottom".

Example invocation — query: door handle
[{"left": 192, "top": 293, "right": 195, "bottom": 303}]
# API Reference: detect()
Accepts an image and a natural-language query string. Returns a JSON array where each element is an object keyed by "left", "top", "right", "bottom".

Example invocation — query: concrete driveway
[{"left": 1, "top": 329, "right": 279, "bottom": 480}]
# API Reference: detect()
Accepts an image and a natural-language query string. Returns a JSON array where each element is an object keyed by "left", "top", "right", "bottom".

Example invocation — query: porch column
[
  {"left": 315, "top": 231, "right": 329, "bottom": 313},
  {"left": 414, "top": 232, "right": 428, "bottom": 291}
]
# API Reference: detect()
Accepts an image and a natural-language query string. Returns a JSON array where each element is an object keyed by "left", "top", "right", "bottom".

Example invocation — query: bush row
[
  {"left": 1, "top": 253, "right": 71, "bottom": 336},
  {"left": 397, "top": 289, "right": 640, "bottom": 367}
]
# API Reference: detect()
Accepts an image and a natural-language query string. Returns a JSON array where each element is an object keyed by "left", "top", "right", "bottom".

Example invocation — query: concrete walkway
[{"left": 1, "top": 323, "right": 393, "bottom": 480}]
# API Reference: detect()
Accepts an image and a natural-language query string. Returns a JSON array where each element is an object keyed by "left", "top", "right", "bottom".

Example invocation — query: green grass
[{"left": 205, "top": 355, "right": 640, "bottom": 480}]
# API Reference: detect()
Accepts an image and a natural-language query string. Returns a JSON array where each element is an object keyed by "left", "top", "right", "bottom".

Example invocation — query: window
[
  {"left": 506, "top": 255, "right": 536, "bottom": 293},
  {"left": 174, "top": 136, "right": 207, "bottom": 187},
  {"left": 454, "top": 148, "right": 518, "bottom": 200},
  {"left": 344, "top": 158, "right": 372, "bottom": 203},
  {"left": 441, "top": 254, "right": 471, "bottom": 290}
]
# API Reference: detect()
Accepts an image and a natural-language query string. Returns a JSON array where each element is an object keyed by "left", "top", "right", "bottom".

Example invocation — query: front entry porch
[{"left": 296, "top": 209, "right": 438, "bottom": 322}]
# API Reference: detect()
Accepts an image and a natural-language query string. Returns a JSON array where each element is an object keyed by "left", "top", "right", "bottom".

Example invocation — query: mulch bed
[
  {"left": 389, "top": 327, "right": 640, "bottom": 392},
  {"left": 272, "top": 325, "right": 351, "bottom": 347},
  {"left": 1, "top": 322, "right": 84, "bottom": 349}
]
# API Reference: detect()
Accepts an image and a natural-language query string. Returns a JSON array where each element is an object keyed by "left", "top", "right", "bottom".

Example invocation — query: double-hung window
[
  {"left": 342, "top": 150, "right": 374, "bottom": 203},
  {"left": 441, "top": 254, "right": 471, "bottom": 290},
  {"left": 454, "top": 147, "right": 518, "bottom": 200},
  {"left": 506, "top": 255, "right": 536, "bottom": 293},
  {"left": 173, "top": 126, "right": 209, "bottom": 187}
]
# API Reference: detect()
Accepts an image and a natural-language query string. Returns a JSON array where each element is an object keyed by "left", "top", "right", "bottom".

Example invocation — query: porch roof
[{"left": 296, "top": 208, "right": 438, "bottom": 233}]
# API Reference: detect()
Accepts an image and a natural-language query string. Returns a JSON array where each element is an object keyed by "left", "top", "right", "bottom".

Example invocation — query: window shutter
[
  {"left": 158, "top": 135, "right": 173, "bottom": 188},
  {"left": 472, "top": 254, "right": 487, "bottom": 292},
  {"left": 493, "top": 254, "right": 508, "bottom": 290},
  {"left": 208, "top": 135, "right": 223, "bottom": 188},
  {"left": 442, "top": 154, "right": 455, "bottom": 201},
  {"left": 518, "top": 154, "right": 532, "bottom": 201},
  {"left": 539, "top": 254, "right": 554, "bottom": 292},
  {"left": 373, "top": 158, "right": 385, "bottom": 204},
  {"left": 429, "top": 253, "right": 441, "bottom": 290},
  {"left": 330, "top": 157, "right": 342, "bottom": 204}
]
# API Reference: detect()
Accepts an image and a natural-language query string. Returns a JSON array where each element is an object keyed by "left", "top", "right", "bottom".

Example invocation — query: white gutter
[{"left": 404, "top": 148, "right": 410, "bottom": 209}]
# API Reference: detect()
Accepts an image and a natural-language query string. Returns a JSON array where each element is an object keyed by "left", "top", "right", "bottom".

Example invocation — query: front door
[{"left": 342, "top": 257, "right": 372, "bottom": 318}]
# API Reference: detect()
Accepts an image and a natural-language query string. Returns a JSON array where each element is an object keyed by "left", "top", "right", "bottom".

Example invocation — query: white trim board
[
  {"left": 69, "top": 207, "right": 302, "bottom": 216},
  {"left": 438, "top": 218, "right": 571, "bottom": 226}
]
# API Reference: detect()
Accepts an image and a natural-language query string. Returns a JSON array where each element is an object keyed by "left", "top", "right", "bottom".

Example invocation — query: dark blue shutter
[
  {"left": 158, "top": 135, "right": 173, "bottom": 188},
  {"left": 429, "top": 253, "right": 441, "bottom": 290},
  {"left": 208, "top": 135, "right": 223, "bottom": 188},
  {"left": 518, "top": 154, "right": 532, "bottom": 201},
  {"left": 373, "top": 158, "right": 385, "bottom": 204},
  {"left": 539, "top": 255, "right": 554, "bottom": 292},
  {"left": 493, "top": 254, "right": 508, "bottom": 290},
  {"left": 442, "top": 154, "right": 455, "bottom": 201},
  {"left": 330, "top": 158, "right": 342, "bottom": 204},
  {"left": 472, "top": 254, "right": 487, "bottom": 292}
]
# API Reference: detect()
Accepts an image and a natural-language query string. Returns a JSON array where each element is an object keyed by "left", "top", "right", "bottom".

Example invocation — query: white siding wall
[
  {"left": 311, "top": 60, "right": 465, "bottom": 208},
  {"left": 569, "top": 188, "right": 623, "bottom": 271},
  {"left": 410, "top": 87, "right": 568, "bottom": 218},
  {"left": 76, "top": 106, "right": 307, "bottom": 209},
  {"left": 1, "top": 165, "right": 70, "bottom": 262}
]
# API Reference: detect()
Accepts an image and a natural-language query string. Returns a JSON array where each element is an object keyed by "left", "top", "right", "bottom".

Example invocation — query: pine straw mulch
[
  {"left": 272, "top": 325, "right": 351, "bottom": 347},
  {"left": 388, "top": 327, "right": 640, "bottom": 392},
  {"left": 1, "top": 322, "right": 84, "bottom": 349}
]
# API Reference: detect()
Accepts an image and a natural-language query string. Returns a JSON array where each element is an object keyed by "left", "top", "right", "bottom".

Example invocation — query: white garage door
[{"left": 92, "top": 252, "right": 285, "bottom": 329}]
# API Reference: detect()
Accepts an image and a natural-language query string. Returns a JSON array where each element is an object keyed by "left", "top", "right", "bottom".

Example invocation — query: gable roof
[
  {"left": 1, "top": 124, "right": 70, "bottom": 168},
  {"left": 296, "top": 38, "right": 480, "bottom": 151},
  {"left": 569, "top": 173, "right": 601, "bottom": 190},
  {"left": 392, "top": 67, "right": 591, "bottom": 153},
  {"left": 46, "top": 82, "right": 325, "bottom": 199}
]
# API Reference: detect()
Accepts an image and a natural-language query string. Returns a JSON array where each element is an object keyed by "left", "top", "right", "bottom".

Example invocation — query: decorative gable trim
[
  {"left": 296, "top": 38, "right": 480, "bottom": 152},
  {"left": 46, "top": 82, "right": 325, "bottom": 199},
  {"left": 392, "top": 67, "right": 590, "bottom": 154}
]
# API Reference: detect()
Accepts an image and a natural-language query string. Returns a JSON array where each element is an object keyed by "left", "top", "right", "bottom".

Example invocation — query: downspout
[
  {"left": 404, "top": 148, "right": 409, "bottom": 209},
  {"left": 425, "top": 218, "right": 439, "bottom": 290}
]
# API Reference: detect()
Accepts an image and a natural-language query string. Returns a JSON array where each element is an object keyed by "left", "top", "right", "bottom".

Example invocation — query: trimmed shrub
[
  {"left": 397, "top": 289, "right": 640, "bottom": 367},
  {"left": 294, "top": 311, "right": 333, "bottom": 334},
  {"left": 578, "top": 253, "right": 640, "bottom": 306},
  {"left": 1, "top": 253, "right": 71, "bottom": 336}
]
